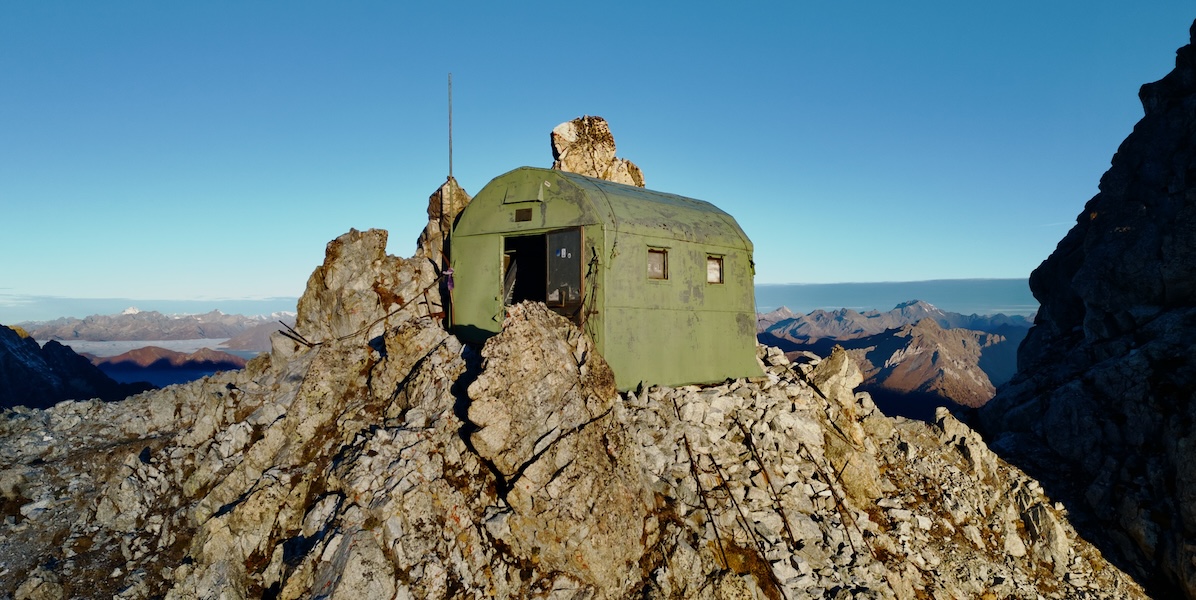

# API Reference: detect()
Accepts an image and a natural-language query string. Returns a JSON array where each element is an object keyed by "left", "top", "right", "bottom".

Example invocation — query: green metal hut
[{"left": 450, "top": 166, "right": 761, "bottom": 390}]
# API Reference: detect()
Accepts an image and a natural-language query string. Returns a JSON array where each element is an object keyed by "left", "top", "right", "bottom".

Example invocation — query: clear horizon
[
  {"left": 3, "top": 3, "right": 1192, "bottom": 309},
  {"left": 1, "top": 277, "right": 1036, "bottom": 323}
]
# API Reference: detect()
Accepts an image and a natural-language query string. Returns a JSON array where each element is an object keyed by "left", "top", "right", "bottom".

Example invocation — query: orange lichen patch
[{"left": 718, "top": 539, "right": 783, "bottom": 600}]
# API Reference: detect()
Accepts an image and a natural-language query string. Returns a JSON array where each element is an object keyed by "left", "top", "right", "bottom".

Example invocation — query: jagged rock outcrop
[
  {"left": 468, "top": 303, "right": 653, "bottom": 593},
  {"left": 980, "top": 19, "right": 1196, "bottom": 599},
  {"left": 414, "top": 175, "right": 472, "bottom": 269},
  {"left": 0, "top": 225, "right": 1152, "bottom": 598},
  {"left": 289, "top": 228, "right": 441, "bottom": 354},
  {"left": 0, "top": 325, "right": 152, "bottom": 409},
  {"left": 551, "top": 116, "right": 645, "bottom": 187}
]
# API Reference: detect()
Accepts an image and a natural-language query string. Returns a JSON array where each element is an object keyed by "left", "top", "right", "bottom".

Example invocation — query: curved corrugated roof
[{"left": 456, "top": 167, "right": 752, "bottom": 251}]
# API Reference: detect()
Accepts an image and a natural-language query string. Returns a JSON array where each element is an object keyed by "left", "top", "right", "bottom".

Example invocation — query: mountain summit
[
  {"left": 20, "top": 310, "right": 276, "bottom": 342},
  {"left": 758, "top": 302, "right": 1027, "bottom": 413},
  {"left": 0, "top": 121, "right": 1151, "bottom": 598}
]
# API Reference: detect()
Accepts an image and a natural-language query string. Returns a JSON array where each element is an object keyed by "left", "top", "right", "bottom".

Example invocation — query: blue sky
[{"left": 2, "top": 2, "right": 1193, "bottom": 322}]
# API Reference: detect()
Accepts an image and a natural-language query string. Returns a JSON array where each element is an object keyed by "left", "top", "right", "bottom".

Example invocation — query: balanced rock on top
[{"left": 550, "top": 115, "right": 645, "bottom": 187}]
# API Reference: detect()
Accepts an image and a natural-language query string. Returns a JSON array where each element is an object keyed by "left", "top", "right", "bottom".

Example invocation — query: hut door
[
  {"left": 546, "top": 228, "right": 583, "bottom": 319},
  {"left": 502, "top": 228, "right": 583, "bottom": 323}
]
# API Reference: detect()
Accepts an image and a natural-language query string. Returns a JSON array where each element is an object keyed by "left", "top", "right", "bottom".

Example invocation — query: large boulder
[
  {"left": 468, "top": 302, "right": 654, "bottom": 593},
  {"left": 289, "top": 228, "right": 440, "bottom": 355},
  {"left": 980, "top": 18, "right": 1196, "bottom": 598},
  {"left": 550, "top": 116, "right": 645, "bottom": 187}
]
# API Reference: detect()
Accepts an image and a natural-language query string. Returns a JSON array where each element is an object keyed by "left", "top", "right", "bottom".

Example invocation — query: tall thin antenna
[{"left": 448, "top": 72, "right": 454, "bottom": 179}]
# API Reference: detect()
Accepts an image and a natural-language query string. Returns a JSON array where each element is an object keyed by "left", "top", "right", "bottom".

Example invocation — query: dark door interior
[{"left": 503, "top": 228, "right": 583, "bottom": 322}]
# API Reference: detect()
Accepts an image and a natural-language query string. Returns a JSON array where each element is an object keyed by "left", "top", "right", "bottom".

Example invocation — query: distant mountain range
[
  {"left": 758, "top": 300, "right": 1030, "bottom": 419},
  {"left": 14, "top": 300, "right": 1019, "bottom": 415},
  {"left": 1, "top": 320, "right": 253, "bottom": 407},
  {"left": 87, "top": 346, "right": 248, "bottom": 388},
  {"left": 0, "top": 325, "right": 153, "bottom": 409},
  {"left": 1, "top": 308, "right": 293, "bottom": 404},
  {"left": 755, "top": 279, "right": 1038, "bottom": 317},
  {"left": 758, "top": 300, "right": 1031, "bottom": 343},
  {"left": 19, "top": 308, "right": 295, "bottom": 343},
  {"left": 219, "top": 321, "right": 293, "bottom": 352}
]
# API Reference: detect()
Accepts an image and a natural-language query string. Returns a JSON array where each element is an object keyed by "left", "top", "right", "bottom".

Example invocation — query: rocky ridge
[
  {"left": 841, "top": 319, "right": 1004, "bottom": 409},
  {"left": 979, "top": 19, "right": 1196, "bottom": 599},
  {"left": 0, "top": 222, "right": 1150, "bottom": 598},
  {"left": 90, "top": 347, "right": 247, "bottom": 371},
  {"left": 760, "top": 303, "right": 1025, "bottom": 413},
  {"left": 0, "top": 325, "right": 152, "bottom": 410},
  {"left": 758, "top": 301, "right": 1030, "bottom": 347}
]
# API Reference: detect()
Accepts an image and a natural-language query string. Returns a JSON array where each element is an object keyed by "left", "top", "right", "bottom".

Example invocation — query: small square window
[
  {"left": 648, "top": 248, "right": 668, "bottom": 280},
  {"left": 707, "top": 256, "right": 724, "bottom": 284}
]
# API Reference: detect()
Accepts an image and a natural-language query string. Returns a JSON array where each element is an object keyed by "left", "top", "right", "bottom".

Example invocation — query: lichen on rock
[
  {"left": 468, "top": 302, "right": 654, "bottom": 593},
  {"left": 551, "top": 115, "right": 646, "bottom": 187}
]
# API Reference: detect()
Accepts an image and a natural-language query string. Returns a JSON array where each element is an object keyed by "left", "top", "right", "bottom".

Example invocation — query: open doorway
[{"left": 503, "top": 228, "right": 583, "bottom": 323}]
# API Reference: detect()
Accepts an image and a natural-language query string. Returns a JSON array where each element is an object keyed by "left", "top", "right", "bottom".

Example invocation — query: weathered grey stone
[
  {"left": 469, "top": 302, "right": 653, "bottom": 594},
  {"left": 550, "top": 116, "right": 645, "bottom": 187},
  {"left": 414, "top": 176, "right": 472, "bottom": 268},
  {"left": 15, "top": 568, "right": 64, "bottom": 600},
  {"left": 811, "top": 346, "right": 883, "bottom": 503},
  {"left": 292, "top": 228, "right": 440, "bottom": 353},
  {"left": 0, "top": 223, "right": 1154, "bottom": 599},
  {"left": 468, "top": 303, "right": 616, "bottom": 477}
]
